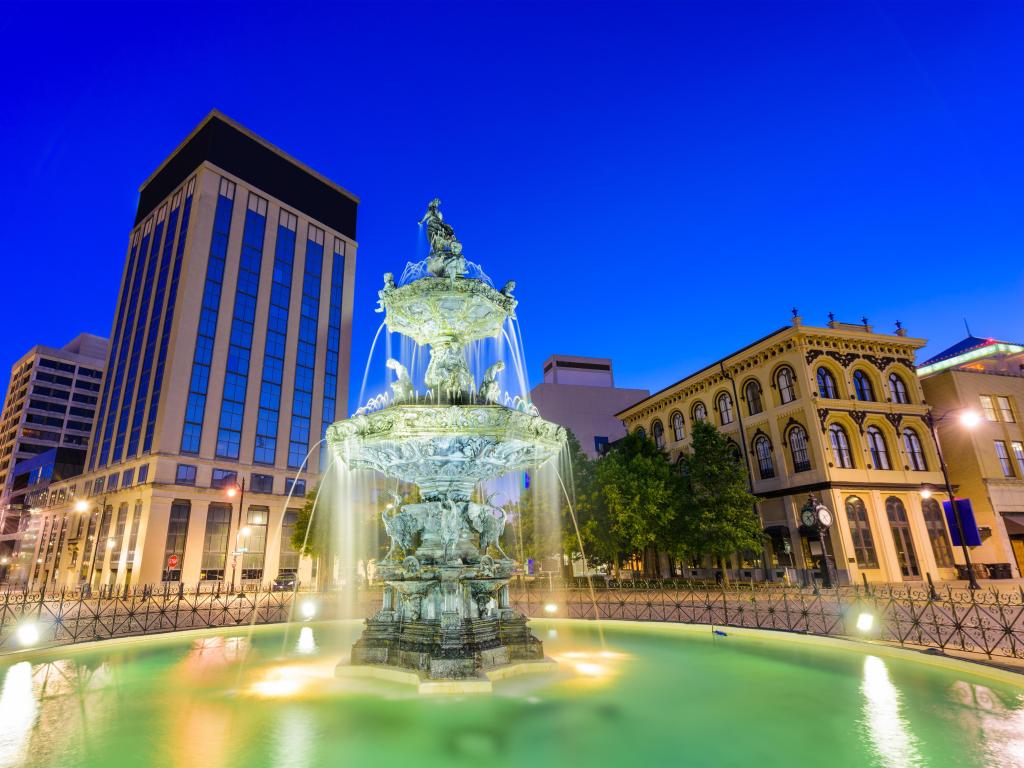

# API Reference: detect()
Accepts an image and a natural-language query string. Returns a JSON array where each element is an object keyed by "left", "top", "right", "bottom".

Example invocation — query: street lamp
[
  {"left": 922, "top": 408, "right": 982, "bottom": 590},
  {"left": 226, "top": 478, "right": 247, "bottom": 595},
  {"left": 800, "top": 494, "right": 835, "bottom": 588}
]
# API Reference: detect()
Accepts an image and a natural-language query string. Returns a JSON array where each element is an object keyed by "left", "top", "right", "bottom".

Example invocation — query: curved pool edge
[{"left": 3, "top": 617, "right": 1023, "bottom": 689}]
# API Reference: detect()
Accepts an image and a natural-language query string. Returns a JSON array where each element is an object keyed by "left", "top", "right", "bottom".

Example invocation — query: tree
[
  {"left": 582, "top": 430, "right": 681, "bottom": 576},
  {"left": 673, "top": 420, "right": 764, "bottom": 581},
  {"left": 291, "top": 485, "right": 325, "bottom": 559}
]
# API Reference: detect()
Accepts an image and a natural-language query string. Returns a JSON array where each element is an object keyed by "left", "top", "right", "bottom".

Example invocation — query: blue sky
[{"left": 2, "top": 1, "right": 1022, "bottom": 412}]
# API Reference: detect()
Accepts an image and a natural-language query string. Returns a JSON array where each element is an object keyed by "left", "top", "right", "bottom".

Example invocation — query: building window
[
  {"left": 285, "top": 478, "right": 307, "bottom": 498},
  {"left": 199, "top": 503, "right": 231, "bottom": 581},
  {"left": 718, "top": 393, "right": 734, "bottom": 425},
  {"left": 107, "top": 472, "right": 119, "bottom": 491},
  {"left": 652, "top": 420, "right": 665, "bottom": 449},
  {"left": 889, "top": 373, "right": 910, "bottom": 404},
  {"left": 93, "top": 477, "right": 104, "bottom": 495},
  {"left": 903, "top": 428, "right": 927, "bottom": 471},
  {"left": 161, "top": 500, "right": 191, "bottom": 581},
  {"left": 211, "top": 469, "right": 238, "bottom": 490},
  {"left": 867, "top": 426, "right": 891, "bottom": 470},
  {"left": 175, "top": 464, "right": 197, "bottom": 486},
  {"left": 1013, "top": 442, "right": 1024, "bottom": 477},
  {"left": 788, "top": 425, "right": 811, "bottom": 473},
  {"left": 321, "top": 241, "right": 346, "bottom": 470},
  {"left": 996, "top": 441, "right": 1015, "bottom": 477},
  {"left": 816, "top": 368, "right": 839, "bottom": 399},
  {"left": 251, "top": 473, "right": 274, "bottom": 494},
  {"left": 829, "top": 424, "right": 854, "bottom": 468},
  {"left": 754, "top": 435, "right": 774, "bottom": 479},
  {"left": 845, "top": 496, "right": 879, "bottom": 568},
  {"left": 242, "top": 506, "right": 269, "bottom": 580},
  {"left": 745, "top": 381, "right": 763, "bottom": 415},
  {"left": 980, "top": 395, "right": 998, "bottom": 422},
  {"left": 181, "top": 185, "right": 235, "bottom": 454},
  {"left": 853, "top": 370, "right": 875, "bottom": 402},
  {"left": 692, "top": 402, "right": 707, "bottom": 422},
  {"left": 998, "top": 396, "right": 1015, "bottom": 423},
  {"left": 671, "top": 412, "right": 684, "bottom": 442},
  {"left": 289, "top": 229, "right": 324, "bottom": 468},
  {"left": 122, "top": 468, "right": 135, "bottom": 487},
  {"left": 279, "top": 508, "right": 301, "bottom": 574},
  {"left": 885, "top": 496, "right": 920, "bottom": 578},
  {"left": 922, "top": 498, "right": 954, "bottom": 568},
  {"left": 137, "top": 464, "right": 149, "bottom": 484}
]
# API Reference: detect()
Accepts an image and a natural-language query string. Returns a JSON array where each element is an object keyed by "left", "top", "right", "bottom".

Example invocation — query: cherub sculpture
[
  {"left": 375, "top": 272, "right": 396, "bottom": 313},
  {"left": 479, "top": 361, "right": 504, "bottom": 404},
  {"left": 386, "top": 358, "right": 415, "bottom": 403}
]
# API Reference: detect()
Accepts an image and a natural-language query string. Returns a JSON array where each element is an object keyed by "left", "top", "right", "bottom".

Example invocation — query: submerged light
[
  {"left": 300, "top": 600, "right": 317, "bottom": 620},
  {"left": 543, "top": 603, "right": 558, "bottom": 614},
  {"left": 15, "top": 622, "right": 40, "bottom": 647},
  {"left": 856, "top": 612, "right": 875, "bottom": 632}
]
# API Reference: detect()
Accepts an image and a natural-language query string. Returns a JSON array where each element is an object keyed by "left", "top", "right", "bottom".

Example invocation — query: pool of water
[{"left": 1, "top": 619, "right": 1022, "bottom": 768}]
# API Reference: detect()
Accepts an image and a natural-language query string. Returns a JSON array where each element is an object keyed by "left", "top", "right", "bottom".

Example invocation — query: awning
[{"left": 1002, "top": 515, "right": 1024, "bottom": 536}]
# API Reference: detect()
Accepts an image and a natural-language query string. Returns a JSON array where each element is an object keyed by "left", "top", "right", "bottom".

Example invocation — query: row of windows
[
  {"left": 815, "top": 367, "right": 912, "bottom": 404},
  {"left": 84, "top": 464, "right": 150, "bottom": 496},
  {"left": 995, "top": 440, "right": 1024, "bottom": 478},
  {"left": 161, "top": 499, "right": 301, "bottom": 582},
  {"left": 844, "top": 495, "right": 954, "bottom": 573},
  {"left": 288, "top": 229, "right": 324, "bottom": 469},
  {"left": 172, "top": 463, "right": 306, "bottom": 497},
  {"left": 980, "top": 395, "right": 1016, "bottom": 423},
  {"left": 320, "top": 240, "right": 346, "bottom": 469}
]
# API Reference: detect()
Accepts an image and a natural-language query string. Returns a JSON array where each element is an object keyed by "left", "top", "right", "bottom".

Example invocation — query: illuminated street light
[
  {"left": 920, "top": 488, "right": 933, "bottom": 500},
  {"left": 959, "top": 410, "right": 982, "bottom": 429},
  {"left": 226, "top": 486, "right": 238, "bottom": 498},
  {"left": 74, "top": 500, "right": 89, "bottom": 513}
]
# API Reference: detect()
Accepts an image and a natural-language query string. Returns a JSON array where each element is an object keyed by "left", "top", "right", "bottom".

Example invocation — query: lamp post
[
  {"left": 800, "top": 494, "right": 834, "bottom": 588},
  {"left": 922, "top": 409, "right": 981, "bottom": 590},
  {"left": 227, "top": 478, "right": 247, "bottom": 595}
]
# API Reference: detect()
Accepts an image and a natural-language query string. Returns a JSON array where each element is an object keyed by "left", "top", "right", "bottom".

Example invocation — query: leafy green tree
[
  {"left": 291, "top": 485, "right": 325, "bottom": 559},
  {"left": 673, "top": 420, "right": 764, "bottom": 580},
  {"left": 582, "top": 430, "right": 681, "bottom": 576}
]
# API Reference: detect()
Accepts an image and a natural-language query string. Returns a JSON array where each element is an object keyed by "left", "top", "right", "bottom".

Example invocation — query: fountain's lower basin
[{"left": 4, "top": 619, "right": 1023, "bottom": 768}]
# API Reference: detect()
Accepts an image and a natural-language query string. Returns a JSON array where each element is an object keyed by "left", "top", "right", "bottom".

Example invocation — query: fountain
[{"left": 327, "top": 199, "right": 565, "bottom": 683}]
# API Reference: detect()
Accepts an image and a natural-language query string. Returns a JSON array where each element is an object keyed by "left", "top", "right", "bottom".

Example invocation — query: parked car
[{"left": 272, "top": 572, "right": 299, "bottom": 591}]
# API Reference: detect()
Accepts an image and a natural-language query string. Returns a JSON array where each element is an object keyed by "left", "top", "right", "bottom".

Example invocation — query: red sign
[{"left": 167, "top": 554, "right": 179, "bottom": 569}]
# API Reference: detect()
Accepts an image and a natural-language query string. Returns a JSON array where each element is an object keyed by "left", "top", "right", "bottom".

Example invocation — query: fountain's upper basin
[
  {"left": 327, "top": 404, "right": 565, "bottom": 493},
  {"left": 380, "top": 276, "right": 516, "bottom": 345}
]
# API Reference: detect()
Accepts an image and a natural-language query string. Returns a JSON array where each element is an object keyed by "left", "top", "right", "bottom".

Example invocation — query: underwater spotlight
[
  {"left": 856, "top": 612, "right": 875, "bottom": 632},
  {"left": 16, "top": 622, "right": 40, "bottom": 647},
  {"left": 300, "top": 600, "right": 317, "bottom": 620},
  {"left": 543, "top": 603, "right": 558, "bottom": 614}
]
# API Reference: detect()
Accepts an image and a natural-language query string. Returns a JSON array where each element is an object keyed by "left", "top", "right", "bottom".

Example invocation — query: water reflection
[
  {"left": 951, "top": 680, "right": 1024, "bottom": 765},
  {"left": 860, "top": 655, "right": 923, "bottom": 768},
  {"left": 0, "top": 663, "right": 37, "bottom": 768},
  {"left": 180, "top": 636, "right": 250, "bottom": 677},
  {"left": 296, "top": 627, "right": 316, "bottom": 655}
]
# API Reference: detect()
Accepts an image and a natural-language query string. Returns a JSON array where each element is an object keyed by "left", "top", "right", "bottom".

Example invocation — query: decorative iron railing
[{"left": 2, "top": 579, "right": 1024, "bottom": 662}]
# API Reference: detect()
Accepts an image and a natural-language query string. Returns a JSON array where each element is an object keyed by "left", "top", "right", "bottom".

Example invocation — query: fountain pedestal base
[{"left": 350, "top": 613, "right": 544, "bottom": 679}]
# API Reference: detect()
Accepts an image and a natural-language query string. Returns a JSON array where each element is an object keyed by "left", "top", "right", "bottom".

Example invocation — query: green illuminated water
[{"left": 1, "top": 619, "right": 1021, "bottom": 768}]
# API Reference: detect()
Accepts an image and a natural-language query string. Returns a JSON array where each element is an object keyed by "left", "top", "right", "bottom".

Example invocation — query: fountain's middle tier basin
[{"left": 327, "top": 404, "right": 566, "bottom": 492}]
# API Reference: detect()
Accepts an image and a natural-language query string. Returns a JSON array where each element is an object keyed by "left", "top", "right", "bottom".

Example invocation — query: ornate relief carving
[{"left": 825, "top": 350, "right": 861, "bottom": 367}]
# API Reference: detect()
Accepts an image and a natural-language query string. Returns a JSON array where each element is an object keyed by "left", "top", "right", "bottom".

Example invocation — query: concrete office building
[
  {"left": 24, "top": 111, "right": 358, "bottom": 591},
  {"left": 918, "top": 335, "right": 1024, "bottom": 577},
  {"left": 0, "top": 334, "right": 107, "bottom": 576},
  {"left": 530, "top": 355, "right": 649, "bottom": 458}
]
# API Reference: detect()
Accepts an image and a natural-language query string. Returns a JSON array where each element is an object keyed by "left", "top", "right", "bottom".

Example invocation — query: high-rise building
[
  {"left": 529, "top": 355, "right": 648, "bottom": 458},
  {"left": 24, "top": 111, "right": 358, "bottom": 591},
  {"left": 918, "top": 334, "right": 1024, "bottom": 578},
  {"left": 0, "top": 334, "right": 107, "bottom": 572},
  {"left": 617, "top": 315, "right": 954, "bottom": 584}
]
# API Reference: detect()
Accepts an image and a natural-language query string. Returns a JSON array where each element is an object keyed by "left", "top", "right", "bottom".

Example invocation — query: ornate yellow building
[{"left": 617, "top": 316, "right": 958, "bottom": 585}]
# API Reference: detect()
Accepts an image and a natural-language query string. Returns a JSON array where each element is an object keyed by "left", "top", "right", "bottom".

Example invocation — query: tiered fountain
[{"left": 327, "top": 199, "right": 565, "bottom": 684}]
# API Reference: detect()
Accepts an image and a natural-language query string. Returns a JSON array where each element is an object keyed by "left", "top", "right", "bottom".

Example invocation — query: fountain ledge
[{"left": 335, "top": 657, "right": 559, "bottom": 694}]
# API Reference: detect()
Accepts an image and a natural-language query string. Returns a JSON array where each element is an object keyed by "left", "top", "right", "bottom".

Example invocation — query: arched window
[
  {"left": 853, "top": 370, "right": 875, "bottom": 402},
  {"left": 922, "top": 498, "right": 954, "bottom": 567},
  {"left": 671, "top": 412, "right": 684, "bottom": 442},
  {"left": 692, "top": 402, "right": 707, "bottom": 422},
  {"left": 652, "top": 420, "right": 665, "bottom": 450},
  {"left": 718, "top": 393, "right": 734, "bottom": 425},
  {"left": 885, "top": 496, "right": 920, "bottom": 577},
  {"left": 828, "top": 423, "right": 854, "bottom": 468},
  {"left": 816, "top": 367, "right": 839, "bottom": 399},
  {"left": 745, "top": 381, "right": 763, "bottom": 415},
  {"left": 635, "top": 426, "right": 646, "bottom": 439},
  {"left": 889, "top": 373, "right": 910, "bottom": 404},
  {"left": 902, "top": 428, "right": 927, "bottom": 471},
  {"left": 845, "top": 496, "right": 879, "bottom": 568},
  {"left": 866, "top": 426, "right": 891, "bottom": 470},
  {"left": 777, "top": 367, "right": 796, "bottom": 404},
  {"left": 754, "top": 435, "right": 774, "bottom": 479},
  {"left": 788, "top": 425, "right": 811, "bottom": 472}
]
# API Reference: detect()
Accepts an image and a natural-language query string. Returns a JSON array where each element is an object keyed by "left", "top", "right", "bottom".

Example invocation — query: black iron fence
[{"left": 3, "top": 578, "right": 1024, "bottom": 663}]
